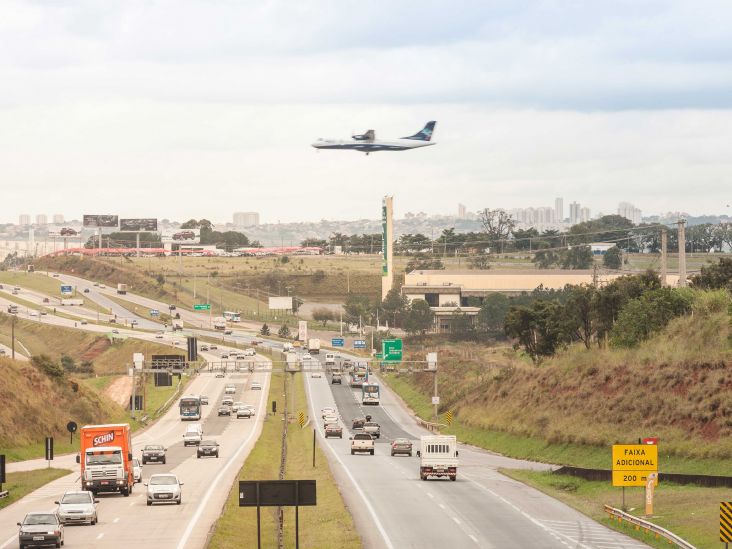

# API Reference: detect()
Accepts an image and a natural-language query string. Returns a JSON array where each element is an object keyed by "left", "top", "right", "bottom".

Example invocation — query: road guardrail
[{"left": 603, "top": 505, "right": 696, "bottom": 549}]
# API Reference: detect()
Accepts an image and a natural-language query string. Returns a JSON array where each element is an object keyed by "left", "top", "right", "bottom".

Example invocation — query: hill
[{"left": 384, "top": 309, "right": 732, "bottom": 473}]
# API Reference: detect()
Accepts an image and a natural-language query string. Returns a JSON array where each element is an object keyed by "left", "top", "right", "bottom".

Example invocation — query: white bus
[
  {"left": 223, "top": 311, "right": 241, "bottom": 322},
  {"left": 362, "top": 382, "right": 380, "bottom": 405}
]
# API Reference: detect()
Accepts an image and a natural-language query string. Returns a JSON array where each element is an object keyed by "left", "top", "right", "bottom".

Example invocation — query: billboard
[
  {"left": 83, "top": 215, "right": 119, "bottom": 228},
  {"left": 119, "top": 218, "right": 158, "bottom": 232},
  {"left": 269, "top": 296, "right": 293, "bottom": 310},
  {"left": 161, "top": 228, "right": 201, "bottom": 244},
  {"left": 298, "top": 320, "right": 308, "bottom": 343},
  {"left": 60, "top": 285, "right": 73, "bottom": 295}
]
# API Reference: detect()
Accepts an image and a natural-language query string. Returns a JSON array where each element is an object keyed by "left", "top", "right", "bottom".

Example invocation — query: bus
[
  {"left": 179, "top": 395, "right": 202, "bottom": 421},
  {"left": 223, "top": 311, "right": 241, "bottom": 322},
  {"left": 362, "top": 383, "right": 380, "bottom": 405}
]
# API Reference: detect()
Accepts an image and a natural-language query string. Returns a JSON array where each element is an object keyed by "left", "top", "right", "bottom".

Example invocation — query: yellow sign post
[
  {"left": 721, "top": 502, "right": 732, "bottom": 543},
  {"left": 298, "top": 411, "right": 305, "bottom": 428},
  {"left": 445, "top": 410, "right": 454, "bottom": 426},
  {"left": 611, "top": 445, "right": 658, "bottom": 487}
]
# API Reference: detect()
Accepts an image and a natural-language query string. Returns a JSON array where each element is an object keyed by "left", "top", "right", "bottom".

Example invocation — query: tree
[
  {"left": 405, "top": 254, "right": 444, "bottom": 272},
  {"left": 479, "top": 208, "right": 515, "bottom": 253},
  {"left": 380, "top": 288, "right": 409, "bottom": 328},
  {"left": 404, "top": 299, "right": 434, "bottom": 336},
  {"left": 691, "top": 257, "right": 732, "bottom": 291},
  {"left": 534, "top": 250, "right": 560, "bottom": 269},
  {"left": 277, "top": 322, "right": 291, "bottom": 338},
  {"left": 562, "top": 285, "right": 597, "bottom": 349},
  {"left": 60, "top": 355, "right": 77, "bottom": 373},
  {"left": 504, "top": 300, "right": 565, "bottom": 363},
  {"left": 260, "top": 323, "right": 271, "bottom": 336},
  {"left": 31, "top": 354, "right": 65, "bottom": 378},
  {"left": 468, "top": 252, "right": 491, "bottom": 270},
  {"left": 449, "top": 308, "right": 476, "bottom": 341},
  {"left": 343, "top": 294, "right": 371, "bottom": 324},
  {"left": 603, "top": 246, "right": 622, "bottom": 269},
  {"left": 594, "top": 271, "right": 662, "bottom": 343},
  {"left": 312, "top": 307, "right": 334, "bottom": 327},
  {"left": 476, "top": 293, "right": 509, "bottom": 335},
  {"left": 560, "top": 246, "right": 594, "bottom": 269}
]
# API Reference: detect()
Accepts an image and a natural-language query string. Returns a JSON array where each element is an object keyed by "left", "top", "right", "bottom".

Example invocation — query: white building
[
  {"left": 569, "top": 202, "right": 581, "bottom": 224},
  {"left": 233, "top": 212, "right": 260, "bottom": 227},
  {"left": 35, "top": 214, "right": 48, "bottom": 226},
  {"left": 580, "top": 207, "right": 591, "bottom": 223},
  {"left": 555, "top": 197, "right": 564, "bottom": 223},
  {"left": 52, "top": 214, "right": 65, "bottom": 224},
  {"left": 19, "top": 214, "right": 31, "bottom": 226},
  {"left": 618, "top": 202, "right": 642, "bottom": 225}
]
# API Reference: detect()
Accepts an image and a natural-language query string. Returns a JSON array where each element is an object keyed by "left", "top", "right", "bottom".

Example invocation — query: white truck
[
  {"left": 285, "top": 351, "right": 299, "bottom": 370},
  {"left": 307, "top": 338, "right": 320, "bottom": 354},
  {"left": 417, "top": 435, "right": 458, "bottom": 481},
  {"left": 325, "top": 352, "right": 335, "bottom": 366},
  {"left": 117, "top": 283, "right": 128, "bottom": 295},
  {"left": 213, "top": 317, "right": 226, "bottom": 331},
  {"left": 350, "top": 433, "right": 375, "bottom": 455},
  {"left": 61, "top": 298, "right": 84, "bottom": 306}
]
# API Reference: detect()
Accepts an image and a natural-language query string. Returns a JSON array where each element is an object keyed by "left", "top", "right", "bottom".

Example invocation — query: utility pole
[
  {"left": 660, "top": 228, "right": 667, "bottom": 286},
  {"left": 11, "top": 315, "right": 16, "bottom": 359},
  {"left": 677, "top": 219, "right": 687, "bottom": 287}
]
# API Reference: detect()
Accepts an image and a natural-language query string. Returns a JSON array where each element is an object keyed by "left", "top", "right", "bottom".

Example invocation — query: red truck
[{"left": 77, "top": 424, "right": 134, "bottom": 496}]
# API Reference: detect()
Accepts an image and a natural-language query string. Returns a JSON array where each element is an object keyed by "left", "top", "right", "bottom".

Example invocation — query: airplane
[{"left": 312, "top": 121, "right": 437, "bottom": 155}]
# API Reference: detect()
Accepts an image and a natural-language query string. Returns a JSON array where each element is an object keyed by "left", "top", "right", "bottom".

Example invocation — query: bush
[
  {"left": 278, "top": 322, "right": 291, "bottom": 338},
  {"left": 611, "top": 287, "right": 693, "bottom": 347},
  {"left": 603, "top": 246, "right": 622, "bottom": 269},
  {"left": 60, "top": 355, "right": 76, "bottom": 373},
  {"left": 260, "top": 323, "right": 271, "bottom": 336},
  {"left": 691, "top": 289, "right": 732, "bottom": 317},
  {"left": 31, "top": 354, "right": 65, "bottom": 378}
]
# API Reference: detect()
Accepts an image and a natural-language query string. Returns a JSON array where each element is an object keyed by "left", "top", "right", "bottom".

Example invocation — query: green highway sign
[
  {"left": 381, "top": 339, "right": 403, "bottom": 363},
  {"left": 193, "top": 304, "right": 211, "bottom": 311}
]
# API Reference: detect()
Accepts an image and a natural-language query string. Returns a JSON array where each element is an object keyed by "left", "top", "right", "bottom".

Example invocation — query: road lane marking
[
  {"left": 469, "top": 534, "right": 479, "bottom": 544},
  {"left": 439, "top": 503, "right": 446, "bottom": 510},
  {"left": 427, "top": 492, "right": 434, "bottom": 499},
  {"left": 96, "top": 533, "right": 105, "bottom": 540},
  {"left": 175, "top": 370, "right": 269, "bottom": 549},
  {"left": 113, "top": 517, "right": 120, "bottom": 523},
  {"left": 453, "top": 517, "right": 461, "bottom": 525}
]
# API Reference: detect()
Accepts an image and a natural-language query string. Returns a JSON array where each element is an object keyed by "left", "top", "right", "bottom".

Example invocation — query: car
[
  {"left": 99, "top": 284, "right": 105, "bottom": 289},
  {"left": 55, "top": 490, "right": 98, "bottom": 525},
  {"left": 217, "top": 405, "right": 232, "bottom": 416},
  {"left": 224, "top": 384, "right": 236, "bottom": 395},
  {"left": 243, "top": 348, "right": 256, "bottom": 356},
  {"left": 173, "top": 230, "right": 195, "bottom": 240},
  {"left": 200, "top": 344, "right": 209, "bottom": 351},
  {"left": 83, "top": 288, "right": 90, "bottom": 293},
  {"left": 209, "top": 344, "right": 218, "bottom": 350},
  {"left": 80, "top": 319, "right": 88, "bottom": 325},
  {"left": 42, "top": 297, "right": 50, "bottom": 303},
  {"left": 242, "top": 404, "right": 256, "bottom": 416},
  {"left": 251, "top": 382, "right": 262, "bottom": 390},
  {"left": 231, "top": 401, "right": 245, "bottom": 412},
  {"left": 321, "top": 407, "right": 336, "bottom": 419},
  {"left": 17, "top": 512, "right": 64, "bottom": 547},
  {"left": 391, "top": 438, "right": 413, "bottom": 457},
  {"left": 29, "top": 310, "right": 38, "bottom": 317},
  {"left": 323, "top": 414, "right": 338, "bottom": 424},
  {"left": 51, "top": 273, "right": 59, "bottom": 278},
  {"left": 301, "top": 354, "right": 313, "bottom": 361},
  {"left": 93, "top": 282, "right": 99, "bottom": 287},
  {"left": 331, "top": 374, "right": 342, "bottom": 384},
  {"left": 221, "top": 397, "right": 234, "bottom": 406},
  {"left": 237, "top": 407, "right": 253, "bottom": 419},
  {"left": 200, "top": 395, "right": 209, "bottom": 405},
  {"left": 215, "top": 371, "right": 225, "bottom": 378},
  {"left": 324, "top": 423, "right": 343, "bottom": 438},
  {"left": 363, "top": 422, "right": 381, "bottom": 439},
  {"left": 130, "top": 319, "right": 138, "bottom": 326},
  {"left": 311, "top": 371, "right": 322, "bottom": 378},
  {"left": 40, "top": 311, "right": 47, "bottom": 316},
  {"left": 141, "top": 444, "right": 167, "bottom": 464},
  {"left": 197, "top": 440, "right": 220, "bottom": 458},
  {"left": 132, "top": 458, "right": 143, "bottom": 483},
  {"left": 182, "top": 424, "right": 203, "bottom": 446},
  {"left": 145, "top": 473, "right": 184, "bottom": 506},
  {"left": 0, "top": 349, "right": 5, "bottom": 356},
  {"left": 111, "top": 329, "right": 119, "bottom": 334},
  {"left": 221, "top": 352, "right": 230, "bottom": 359},
  {"left": 224, "top": 329, "right": 233, "bottom": 335},
  {"left": 350, "top": 433, "right": 375, "bottom": 455},
  {"left": 352, "top": 418, "right": 366, "bottom": 430}
]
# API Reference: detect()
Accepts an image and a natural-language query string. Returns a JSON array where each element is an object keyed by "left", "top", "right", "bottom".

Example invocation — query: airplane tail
[{"left": 402, "top": 121, "right": 436, "bottom": 141}]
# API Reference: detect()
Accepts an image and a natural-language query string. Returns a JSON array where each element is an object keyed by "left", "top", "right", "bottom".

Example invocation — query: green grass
[
  {"left": 0, "top": 469, "right": 72, "bottom": 510},
  {"left": 81, "top": 375, "right": 120, "bottom": 393},
  {"left": 208, "top": 371, "right": 359, "bottom": 548},
  {"left": 503, "top": 469, "right": 724, "bottom": 549}
]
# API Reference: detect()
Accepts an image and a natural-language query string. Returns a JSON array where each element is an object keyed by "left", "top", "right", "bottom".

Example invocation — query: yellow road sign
[
  {"left": 298, "top": 411, "right": 305, "bottom": 427},
  {"left": 612, "top": 470, "right": 658, "bottom": 487},
  {"left": 721, "top": 502, "right": 732, "bottom": 542},
  {"left": 445, "top": 410, "right": 454, "bottom": 426},
  {"left": 612, "top": 445, "right": 658, "bottom": 472}
]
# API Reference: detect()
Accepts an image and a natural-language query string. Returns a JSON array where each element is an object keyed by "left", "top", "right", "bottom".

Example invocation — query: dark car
[
  {"left": 217, "top": 405, "right": 231, "bottom": 416},
  {"left": 391, "top": 438, "right": 413, "bottom": 457},
  {"left": 173, "top": 231, "right": 195, "bottom": 240},
  {"left": 197, "top": 440, "right": 219, "bottom": 459},
  {"left": 331, "top": 374, "right": 342, "bottom": 385},
  {"left": 324, "top": 423, "right": 343, "bottom": 438},
  {"left": 351, "top": 418, "right": 365, "bottom": 430},
  {"left": 17, "top": 512, "right": 64, "bottom": 548},
  {"left": 141, "top": 444, "right": 167, "bottom": 465},
  {"left": 60, "top": 227, "right": 77, "bottom": 236},
  {"left": 83, "top": 288, "right": 90, "bottom": 293}
]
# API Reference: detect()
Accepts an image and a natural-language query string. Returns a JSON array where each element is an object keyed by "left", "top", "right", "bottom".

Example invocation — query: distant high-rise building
[
  {"left": 457, "top": 204, "right": 466, "bottom": 219},
  {"left": 233, "top": 212, "right": 260, "bottom": 227},
  {"left": 19, "top": 214, "right": 31, "bottom": 226},
  {"left": 52, "top": 214, "right": 64, "bottom": 224},
  {"left": 35, "top": 214, "right": 48, "bottom": 226},
  {"left": 580, "top": 207, "right": 591, "bottom": 223},
  {"left": 554, "top": 197, "right": 564, "bottom": 222},
  {"left": 569, "top": 201, "right": 581, "bottom": 224},
  {"left": 617, "top": 202, "right": 642, "bottom": 225}
]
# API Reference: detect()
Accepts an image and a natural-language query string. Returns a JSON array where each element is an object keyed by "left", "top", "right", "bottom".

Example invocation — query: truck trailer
[
  {"left": 77, "top": 423, "right": 134, "bottom": 495},
  {"left": 417, "top": 435, "right": 458, "bottom": 481}
]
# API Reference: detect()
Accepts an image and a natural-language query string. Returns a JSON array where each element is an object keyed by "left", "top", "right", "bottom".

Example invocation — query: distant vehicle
[
  {"left": 200, "top": 344, "right": 209, "bottom": 351},
  {"left": 221, "top": 397, "right": 234, "bottom": 407},
  {"left": 80, "top": 319, "right": 88, "bottom": 325},
  {"left": 132, "top": 458, "right": 142, "bottom": 483},
  {"left": 362, "top": 382, "right": 380, "bottom": 405},
  {"left": 323, "top": 414, "right": 338, "bottom": 424},
  {"left": 307, "top": 338, "right": 320, "bottom": 354},
  {"left": 179, "top": 395, "right": 202, "bottom": 421},
  {"left": 218, "top": 404, "right": 232, "bottom": 416},
  {"left": 26, "top": 264, "right": 35, "bottom": 272},
  {"left": 224, "top": 329, "right": 233, "bottom": 335},
  {"left": 29, "top": 310, "right": 38, "bottom": 317},
  {"left": 17, "top": 512, "right": 64, "bottom": 547},
  {"left": 83, "top": 288, "right": 90, "bottom": 293},
  {"left": 78, "top": 423, "right": 134, "bottom": 496},
  {"left": 350, "top": 433, "right": 375, "bottom": 455},
  {"left": 331, "top": 374, "right": 342, "bottom": 385},
  {"left": 117, "top": 283, "right": 127, "bottom": 295},
  {"left": 182, "top": 424, "right": 203, "bottom": 446},
  {"left": 363, "top": 422, "right": 381, "bottom": 439},
  {"left": 145, "top": 473, "right": 184, "bottom": 505},
  {"left": 197, "top": 440, "right": 220, "bottom": 458},
  {"left": 99, "top": 284, "right": 106, "bottom": 289},
  {"left": 173, "top": 230, "right": 195, "bottom": 240},
  {"left": 224, "top": 384, "right": 236, "bottom": 395},
  {"left": 243, "top": 348, "right": 255, "bottom": 356},
  {"left": 130, "top": 319, "right": 138, "bottom": 326},
  {"left": 321, "top": 407, "right": 336, "bottom": 419},
  {"left": 417, "top": 435, "right": 458, "bottom": 481},
  {"left": 391, "top": 438, "right": 413, "bottom": 457},
  {"left": 60, "top": 227, "right": 77, "bottom": 236},
  {"left": 209, "top": 344, "right": 218, "bottom": 350},
  {"left": 223, "top": 311, "right": 241, "bottom": 322},
  {"left": 141, "top": 444, "right": 166, "bottom": 465},
  {"left": 351, "top": 418, "right": 365, "bottom": 430},
  {"left": 283, "top": 343, "right": 294, "bottom": 352},
  {"left": 221, "top": 351, "right": 230, "bottom": 359},
  {"left": 215, "top": 371, "right": 225, "bottom": 378},
  {"left": 236, "top": 407, "right": 253, "bottom": 419},
  {"left": 324, "top": 423, "right": 342, "bottom": 438},
  {"left": 40, "top": 311, "right": 47, "bottom": 316},
  {"left": 6, "top": 304, "right": 18, "bottom": 314},
  {"left": 312, "top": 121, "right": 437, "bottom": 155},
  {"left": 42, "top": 297, "right": 49, "bottom": 303},
  {"left": 155, "top": 332, "right": 164, "bottom": 339},
  {"left": 55, "top": 490, "right": 99, "bottom": 525},
  {"left": 111, "top": 329, "right": 119, "bottom": 335},
  {"left": 200, "top": 395, "right": 209, "bottom": 405},
  {"left": 232, "top": 401, "right": 245, "bottom": 413},
  {"left": 251, "top": 382, "right": 262, "bottom": 390},
  {"left": 311, "top": 371, "right": 322, "bottom": 378},
  {"left": 242, "top": 404, "right": 256, "bottom": 416},
  {"left": 325, "top": 353, "right": 335, "bottom": 365}
]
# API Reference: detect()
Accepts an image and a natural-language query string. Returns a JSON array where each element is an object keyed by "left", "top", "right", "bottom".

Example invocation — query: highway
[
  {"left": 304, "top": 355, "right": 649, "bottom": 549},
  {"left": 0, "top": 355, "right": 270, "bottom": 549}
]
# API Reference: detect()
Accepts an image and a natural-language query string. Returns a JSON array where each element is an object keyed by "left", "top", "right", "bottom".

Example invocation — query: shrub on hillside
[
  {"left": 611, "top": 288, "right": 693, "bottom": 347},
  {"left": 31, "top": 354, "right": 65, "bottom": 379}
]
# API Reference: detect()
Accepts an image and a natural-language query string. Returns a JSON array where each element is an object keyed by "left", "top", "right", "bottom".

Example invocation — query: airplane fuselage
[{"left": 311, "top": 138, "right": 435, "bottom": 153}]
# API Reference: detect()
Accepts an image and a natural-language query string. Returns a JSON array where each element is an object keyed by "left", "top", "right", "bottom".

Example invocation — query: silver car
[
  {"left": 132, "top": 458, "right": 143, "bottom": 483},
  {"left": 55, "top": 490, "right": 99, "bottom": 525},
  {"left": 18, "top": 512, "right": 64, "bottom": 547},
  {"left": 145, "top": 474, "right": 184, "bottom": 506}
]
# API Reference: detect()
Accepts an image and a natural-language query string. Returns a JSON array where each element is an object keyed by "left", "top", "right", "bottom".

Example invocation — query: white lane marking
[
  {"left": 469, "top": 534, "right": 479, "bottom": 544},
  {"left": 175, "top": 369, "right": 269, "bottom": 549},
  {"left": 427, "top": 492, "right": 434, "bottom": 499},
  {"left": 453, "top": 517, "right": 461, "bottom": 525},
  {"left": 0, "top": 534, "right": 17, "bottom": 549},
  {"left": 304, "top": 371, "right": 395, "bottom": 549},
  {"left": 129, "top": 502, "right": 134, "bottom": 506},
  {"left": 96, "top": 533, "right": 105, "bottom": 540},
  {"left": 439, "top": 503, "right": 446, "bottom": 510},
  {"left": 113, "top": 517, "right": 120, "bottom": 523}
]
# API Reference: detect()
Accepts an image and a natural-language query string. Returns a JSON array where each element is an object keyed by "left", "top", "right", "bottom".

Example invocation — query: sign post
[
  {"left": 331, "top": 338, "right": 344, "bottom": 347},
  {"left": 353, "top": 339, "right": 366, "bottom": 349},
  {"left": 67, "top": 421, "right": 78, "bottom": 445},
  {"left": 193, "top": 304, "right": 210, "bottom": 311},
  {"left": 611, "top": 444, "right": 659, "bottom": 512},
  {"left": 381, "top": 339, "right": 403, "bottom": 363},
  {"left": 721, "top": 502, "right": 732, "bottom": 545},
  {"left": 45, "top": 437, "right": 53, "bottom": 467}
]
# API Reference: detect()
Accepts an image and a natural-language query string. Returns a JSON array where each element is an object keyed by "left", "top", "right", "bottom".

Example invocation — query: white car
[
  {"left": 321, "top": 407, "right": 336, "bottom": 419},
  {"left": 221, "top": 397, "right": 234, "bottom": 407},
  {"left": 224, "top": 384, "right": 236, "bottom": 395},
  {"left": 251, "top": 382, "right": 262, "bottom": 391},
  {"left": 132, "top": 458, "right": 143, "bottom": 483},
  {"left": 146, "top": 474, "right": 184, "bottom": 506},
  {"left": 29, "top": 310, "right": 39, "bottom": 317},
  {"left": 323, "top": 414, "right": 338, "bottom": 424},
  {"left": 155, "top": 332, "right": 164, "bottom": 339},
  {"left": 243, "top": 348, "right": 256, "bottom": 356},
  {"left": 311, "top": 371, "right": 322, "bottom": 378},
  {"left": 242, "top": 404, "right": 256, "bottom": 416},
  {"left": 55, "top": 490, "right": 98, "bottom": 525},
  {"left": 232, "top": 401, "right": 245, "bottom": 412},
  {"left": 182, "top": 424, "right": 203, "bottom": 446}
]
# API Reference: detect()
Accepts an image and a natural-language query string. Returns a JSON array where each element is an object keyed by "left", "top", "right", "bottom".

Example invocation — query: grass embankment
[
  {"left": 381, "top": 311, "right": 732, "bottom": 475},
  {"left": 208, "top": 371, "right": 360, "bottom": 549},
  {"left": 503, "top": 469, "right": 722, "bottom": 549},
  {"left": 0, "top": 469, "right": 72, "bottom": 510}
]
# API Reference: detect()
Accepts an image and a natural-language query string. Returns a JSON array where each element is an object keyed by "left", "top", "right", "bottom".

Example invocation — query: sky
[{"left": 1, "top": 0, "right": 731, "bottom": 225}]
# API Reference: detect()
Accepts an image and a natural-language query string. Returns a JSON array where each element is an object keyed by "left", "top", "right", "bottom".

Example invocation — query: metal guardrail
[
  {"left": 603, "top": 505, "right": 696, "bottom": 549},
  {"left": 0, "top": 490, "right": 9, "bottom": 499}
]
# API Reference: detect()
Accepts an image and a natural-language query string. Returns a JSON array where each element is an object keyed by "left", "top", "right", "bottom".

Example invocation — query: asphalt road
[
  {"left": 304, "top": 356, "right": 649, "bottom": 549},
  {"left": 0, "top": 363, "right": 270, "bottom": 549}
]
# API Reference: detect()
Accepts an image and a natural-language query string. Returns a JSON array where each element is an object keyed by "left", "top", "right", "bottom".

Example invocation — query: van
[
  {"left": 182, "top": 424, "right": 203, "bottom": 446},
  {"left": 416, "top": 435, "right": 458, "bottom": 481},
  {"left": 325, "top": 353, "right": 335, "bottom": 366}
]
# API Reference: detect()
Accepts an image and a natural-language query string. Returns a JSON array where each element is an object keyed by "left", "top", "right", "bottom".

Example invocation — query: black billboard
[
  {"left": 120, "top": 218, "right": 158, "bottom": 232},
  {"left": 151, "top": 354, "right": 185, "bottom": 387},
  {"left": 83, "top": 215, "right": 119, "bottom": 228},
  {"left": 239, "top": 480, "right": 316, "bottom": 507}
]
